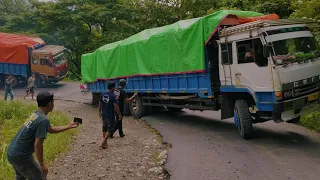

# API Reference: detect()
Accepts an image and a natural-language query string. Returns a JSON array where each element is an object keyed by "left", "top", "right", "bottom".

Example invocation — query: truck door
[
  {"left": 219, "top": 42, "right": 233, "bottom": 85},
  {"left": 232, "top": 38, "right": 273, "bottom": 91}
]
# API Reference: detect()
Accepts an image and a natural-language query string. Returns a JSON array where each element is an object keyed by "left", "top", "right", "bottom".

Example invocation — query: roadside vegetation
[
  {"left": 0, "top": 0, "right": 319, "bottom": 78},
  {"left": 300, "top": 104, "right": 320, "bottom": 133},
  {"left": 0, "top": 100, "right": 77, "bottom": 179}
]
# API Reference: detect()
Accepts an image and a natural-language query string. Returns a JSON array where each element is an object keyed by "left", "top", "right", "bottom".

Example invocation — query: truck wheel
[
  {"left": 92, "top": 92, "right": 101, "bottom": 107},
  {"left": 286, "top": 116, "right": 300, "bottom": 124},
  {"left": 129, "top": 95, "right": 146, "bottom": 119},
  {"left": 234, "top": 100, "right": 253, "bottom": 139},
  {"left": 123, "top": 102, "right": 131, "bottom": 116},
  {"left": 35, "top": 76, "right": 42, "bottom": 87}
]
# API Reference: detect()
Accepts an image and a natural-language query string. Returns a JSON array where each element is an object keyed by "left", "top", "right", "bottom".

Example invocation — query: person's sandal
[{"left": 100, "top": 141, "right": 108, "bottom": 149}]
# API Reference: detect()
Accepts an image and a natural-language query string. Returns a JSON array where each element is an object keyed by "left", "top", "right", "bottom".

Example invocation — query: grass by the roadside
[
  {"left": 0, "top": 100, "right": 77, "bottom": 179},
  {"left": 300, "top": 104, "right": 320, "bottom": 133}
]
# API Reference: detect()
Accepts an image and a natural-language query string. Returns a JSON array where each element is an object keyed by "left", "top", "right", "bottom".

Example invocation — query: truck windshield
[
  {"left": 271, "top": 36, "right": 320, "bottom": 65},
  {"left": 53, "top": 53, "right": 67, "bottom": 66}
]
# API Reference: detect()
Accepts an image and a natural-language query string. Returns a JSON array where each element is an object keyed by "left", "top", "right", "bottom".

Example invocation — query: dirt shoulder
[
  {"left": 3, "top": 96, "right": 169, "bottom": 180},
  {"left": 49, "top": 100, "right": 169, "bottom": 180}
]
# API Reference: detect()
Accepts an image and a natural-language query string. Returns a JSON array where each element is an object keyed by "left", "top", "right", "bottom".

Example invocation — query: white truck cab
[{"left": 217, "top": 19, "right": 320, "bottom": 138}]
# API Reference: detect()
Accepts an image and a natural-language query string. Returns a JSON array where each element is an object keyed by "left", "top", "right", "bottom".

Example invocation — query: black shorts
[
  {"left": 27, "top": 87, "right": 34, "bottom": 94},
  {"left": 102, "top": 117, "right": 115, "bottom": 133}
]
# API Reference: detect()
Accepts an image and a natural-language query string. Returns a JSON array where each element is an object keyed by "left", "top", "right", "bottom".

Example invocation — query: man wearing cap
[{"left": 112, "top": 79, "right": 137, "bottom": 137}]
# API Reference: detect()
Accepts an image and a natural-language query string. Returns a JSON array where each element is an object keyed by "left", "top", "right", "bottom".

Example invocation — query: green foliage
[
  {"left": 0, "top": 100, "right": 77, "bottom": 179},
  {"left": 0, "top": 0, "right": 319, "bottom": 77},
  {"left": 300, "top": 105, "right": 320, "bottom": 133}
]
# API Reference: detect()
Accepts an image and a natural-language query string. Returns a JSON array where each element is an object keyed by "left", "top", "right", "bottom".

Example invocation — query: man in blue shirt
[
  {"left": 7, "top": 91, "right": 80, "bottom": 180},
  {"left": 98, "top": 81, "right": 122, "bottom": 149}
]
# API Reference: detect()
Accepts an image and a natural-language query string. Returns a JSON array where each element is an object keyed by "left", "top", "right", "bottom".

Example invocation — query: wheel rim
[
  {"left": 132, "top": 99, "right": 139, "bottom": 112},
  {"left": 234, "top": 110, "right": 240, "bottom": 129}
]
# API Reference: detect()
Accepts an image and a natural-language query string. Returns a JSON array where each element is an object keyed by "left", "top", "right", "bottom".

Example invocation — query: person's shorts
[
  {"left": 29, "top": 87, "right": 34, "bottom": 93},
  {"left": 7, "top": 154, "right": 45, "bottom": 180},
  {"left": 102, "top": 117, "right": 115, "bottom": 133}
]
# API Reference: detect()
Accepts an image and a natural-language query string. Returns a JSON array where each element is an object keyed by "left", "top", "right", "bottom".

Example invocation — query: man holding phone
[
  {"left": 7, "top": 91, "right": 80, "bottom": 180},
  {"left": 98, "top": 81, "right": 122, "bottom": 149}
]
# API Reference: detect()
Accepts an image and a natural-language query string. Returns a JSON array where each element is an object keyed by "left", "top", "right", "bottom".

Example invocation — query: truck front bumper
[{"left": 273, "top": 91, "right": 319, "bottom": 121}]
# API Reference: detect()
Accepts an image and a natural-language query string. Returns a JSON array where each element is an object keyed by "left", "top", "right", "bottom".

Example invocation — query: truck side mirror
[{"left": 263, "top": 43, "right": 273, "bottom": 57}]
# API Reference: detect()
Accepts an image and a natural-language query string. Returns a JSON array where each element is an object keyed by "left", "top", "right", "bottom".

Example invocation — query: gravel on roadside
[{"left": 47, "top": 100, "right": 170, "bottom": 180}]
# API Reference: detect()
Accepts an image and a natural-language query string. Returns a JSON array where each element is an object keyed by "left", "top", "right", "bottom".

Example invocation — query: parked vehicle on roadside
[{"left": 0, "top": 33, "right": 69, "bottom": 87}]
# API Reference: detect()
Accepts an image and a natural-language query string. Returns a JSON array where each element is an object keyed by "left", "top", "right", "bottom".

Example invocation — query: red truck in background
[{"left": 0, "top": 32, "right": 69, "bottom": 86}]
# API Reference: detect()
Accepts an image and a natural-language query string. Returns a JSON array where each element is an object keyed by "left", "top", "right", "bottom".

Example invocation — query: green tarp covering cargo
[{"left": 81, "top": 10, "right": 266, "bottom": 83}]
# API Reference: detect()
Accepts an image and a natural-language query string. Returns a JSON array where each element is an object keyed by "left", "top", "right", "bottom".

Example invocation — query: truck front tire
[{"left": 234, "top": 99, "right": 253, "bottom": 139}]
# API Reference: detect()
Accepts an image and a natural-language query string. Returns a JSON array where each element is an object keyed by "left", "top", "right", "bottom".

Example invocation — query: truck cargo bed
[
  {"left": 0, "top": 63, "right": 28, "bottom": 77},
  {"left": 87, "top": 72, "right": 213, "bottom": 98}
]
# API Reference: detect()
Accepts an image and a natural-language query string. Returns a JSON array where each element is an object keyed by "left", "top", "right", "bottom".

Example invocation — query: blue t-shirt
[{"left": 99, "top": 91, "right": 118, "bottom": 119}]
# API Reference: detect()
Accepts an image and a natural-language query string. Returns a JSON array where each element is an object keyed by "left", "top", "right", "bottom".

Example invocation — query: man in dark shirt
[
  {"left": 113, "top": 79, "right": 137, "bottom": 137},
  {"left": 7, "top": 91, "right": 80, "bottom": 180},
  {"left": 4, "top": 75, "right": 15, "bottom": 101},
  {"left": 98, "top": 81, "right": 122, "bottom": 149}
]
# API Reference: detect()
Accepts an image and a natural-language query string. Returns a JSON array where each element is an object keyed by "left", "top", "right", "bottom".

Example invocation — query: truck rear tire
[
  {"left": 129, "top": 95, "right": 146, "bottom": 119},
  {"left": 234, "top": 100, "right": 253, "bottom": 139},
  {"left": 92, "top": 92, "right": 101, "bottom": 107}
]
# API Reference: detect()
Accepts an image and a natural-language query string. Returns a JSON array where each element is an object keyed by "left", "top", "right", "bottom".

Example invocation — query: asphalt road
[
  {"left": 145, "top": 110, "right": 320, "bottom": 180},
  {"left": 0, "top": 81, "right": 91, "bottom": 104},
  {"left": 2, "top": 82, "right": 320, "bottom": 180}
]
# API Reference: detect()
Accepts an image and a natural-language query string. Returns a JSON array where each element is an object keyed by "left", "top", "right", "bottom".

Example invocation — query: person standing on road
[
  {"left": 98, "top": 81, "right": 122, "bottom": 149},
  {"left": 4, "top": 75, "right": 15, "bottom": 101},
  {"left": 7, "top": 91, "right": 80, "bottom": 180},
  {"left": 112, "top": 79, "right": 137, "bottom": 138},
  {"left": 24, "top": 74, "right": 36, "bottom": 100}
]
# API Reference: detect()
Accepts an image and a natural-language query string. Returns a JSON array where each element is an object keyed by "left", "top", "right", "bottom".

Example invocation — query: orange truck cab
[
  {"left": 0, "top": 32, "right": 69, "bottom": 86},
  {"left": 31, "top": 45, "right": 69, "bottom": 84}
]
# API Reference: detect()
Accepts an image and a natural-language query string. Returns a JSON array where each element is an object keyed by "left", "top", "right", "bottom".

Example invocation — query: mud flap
[{"left": 221, "top": 94, "right": 234, "bottom": 119}]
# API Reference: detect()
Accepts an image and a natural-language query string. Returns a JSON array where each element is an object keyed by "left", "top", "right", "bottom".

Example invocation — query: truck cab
[
  {"left": 31, "top": 45, "right": 69, "bottom": 85},
  {"left": 218, "top": 19, "right": 320, "bottom": 137}
]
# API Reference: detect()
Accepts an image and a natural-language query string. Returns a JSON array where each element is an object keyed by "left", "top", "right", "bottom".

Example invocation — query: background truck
[
  {"left": 0, "top": 33, "right": 69, "bottom": 86},
  {"left": 81, "top": 10, "right": 320, "bottom": 139}
]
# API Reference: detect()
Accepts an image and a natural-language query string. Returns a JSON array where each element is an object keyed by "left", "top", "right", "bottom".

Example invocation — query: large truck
[
  {"left": 81, "top": 10, "right": 320, "bottom": 139},
  {"left": 0, "top": 33, "right": 69, "bottom": 86}
]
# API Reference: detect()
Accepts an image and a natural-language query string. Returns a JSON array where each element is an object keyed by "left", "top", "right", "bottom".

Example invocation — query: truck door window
[
  {"left": 221, "top": 43, "right": 233, "bottom": 64},
  {"left": 40, "top": 59, "right": 53, "bottom": 67},
  {"left": 237, "top": 40, "right": 254, "bottom": 64},
  {"left": 237, "top": 39, "right": 268, "bottom": 67}
]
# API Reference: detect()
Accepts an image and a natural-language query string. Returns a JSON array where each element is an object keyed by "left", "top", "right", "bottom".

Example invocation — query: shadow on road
[{"left": 148, "top": 110, "right": 319, "bottom": 151}]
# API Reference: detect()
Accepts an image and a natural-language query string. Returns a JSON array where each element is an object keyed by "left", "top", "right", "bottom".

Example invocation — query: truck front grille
[{"left": 293, "top": 83, "right": 319, "bottom": 97}]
